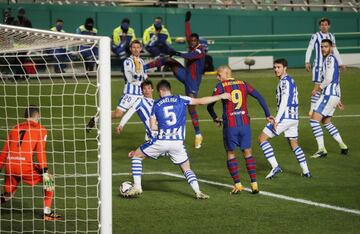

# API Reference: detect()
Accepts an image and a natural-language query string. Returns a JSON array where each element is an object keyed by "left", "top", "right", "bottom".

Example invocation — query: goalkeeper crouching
[{"left": 0, "top": 106, "right": 62, "bottom": 221}]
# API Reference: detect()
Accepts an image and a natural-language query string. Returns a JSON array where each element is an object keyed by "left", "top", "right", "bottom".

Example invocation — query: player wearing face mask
[
  {"left": 142, "top": 16, "right": 173, "bottom": 57},
  {"left": 112, "top": 18, "right": 137, "bottom": 70},
  {"left": 14, "top": 7, "right": 32, "bottom": 28},
  {"left": 50, "top": 19, "right": 69, "bottom": 73},
  {"left": 76, "top": 18, "right": 98, "bottom": 71}
]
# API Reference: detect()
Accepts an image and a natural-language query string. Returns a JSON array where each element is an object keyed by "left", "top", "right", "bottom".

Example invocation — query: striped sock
[
  {"left": 260, "top": 141, "right": 278, "bottom": 168},
  {"left": 189, "top": 109, "right": 201, "bottom": 135},
  {"left": 227, "top": 158, "right": 241, "bottom": 184},
  {"left": 324, "top": 122, "right": 344, "bottom": 145},
  {"left": 310, "top": 119, "right": 325, "bottom": 149},
  {"left": 131, "top": 158, "right": 143, "bottom": 189},
  {"left": 293, "top": 146, "right": 309, "bottom": 174},
  {"left": 245, "top": 156, "right": 257, "bottom": 182},
  {"left": 310, "top": 91, "right": 321, "bottom": 113},
  {"left": 184, "top": 170, "right": 200, "bottom": 193}
]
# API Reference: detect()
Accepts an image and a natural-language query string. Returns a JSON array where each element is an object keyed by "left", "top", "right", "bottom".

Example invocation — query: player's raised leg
[
  {"left": 323, "top": 118, "right": 348, "bottom": 155},
  {"left": 179, "top": 160, "right": 209, "bottom": 199},
  {"left": 187, "top": 96, "right": 202, "bottom": 149},
  {"left": 287, "top": 139, "right": 311, "bottom": 177},
  {"left": 259, "top": 127, "right": 282, "bottom": 179}
]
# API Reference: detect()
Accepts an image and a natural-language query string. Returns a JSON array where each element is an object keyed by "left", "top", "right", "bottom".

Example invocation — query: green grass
[{"left": 1, "top": 68, "right": 360, "bottom": 233}]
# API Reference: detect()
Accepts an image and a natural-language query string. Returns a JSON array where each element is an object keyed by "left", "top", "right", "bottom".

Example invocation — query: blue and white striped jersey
[
  {"left": 320, "top": 55, "right": 340, "bottom": 97},
  {"left": 151, "top": 95, "right": 192, "bottom": 141},
  {"left": 305, "top": 32, "right": 337, "bottom": 68},
  {"left": 275, "top": 75, "right": 299, "bottom": 122},
  {"left": 123, "top": 55, "right": 148, "bottom": 96},
  {"left": 119, "top": 97, "right": 154, "bottom": 139}
]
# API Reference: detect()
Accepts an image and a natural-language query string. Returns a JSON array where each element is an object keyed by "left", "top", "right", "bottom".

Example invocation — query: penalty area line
[{"left": 115, "top": 171, "right": 360, "bottom": 216}]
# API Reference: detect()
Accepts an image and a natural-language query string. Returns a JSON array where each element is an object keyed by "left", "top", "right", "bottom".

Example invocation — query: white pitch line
[
  {"left": 121, "top": 171, "right": 360, "bottom": 216},
  {"left": 1, "top": 171, "right": 359, "bottom": 216}
]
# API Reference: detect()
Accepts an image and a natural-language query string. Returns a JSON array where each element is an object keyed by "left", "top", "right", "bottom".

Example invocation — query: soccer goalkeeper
[{"left": 0, "top": 106, "right": 62, "bottom": 221}]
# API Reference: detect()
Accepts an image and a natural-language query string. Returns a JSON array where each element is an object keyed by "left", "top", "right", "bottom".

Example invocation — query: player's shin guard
[
  {"left": 260, "top": 141, "right": 278, "bottom": 168},
  {"left": 184, "top": 170, "right": 200, "bottom": 194},
  {"left": 44, "top": 190, "right": 54, "bottom": 213},
  {"left": 189, "top": 109, "right": 201, "bottom": 135},
  {"left": 131, "top": 158, "right": 143, "bottom": 189},
  {"left": 227, "top": 158, "right": 241, "bottom": 184},
  {"left": 310, "top": 119, "right": 325, "bottom": 149},
  {"left": 245, "top": 156, "right": 257, "bottom": 182},
  {"left": 324, "top": 122, "right": 345, "bottom": 145},
  {"left": 310, "top": 91, "right": 321, "bottom": 114},
  {"left": 293, "top": 147, "right": 309, "bottom": 174}
]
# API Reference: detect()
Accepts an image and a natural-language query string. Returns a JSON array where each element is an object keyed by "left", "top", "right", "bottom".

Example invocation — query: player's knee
[{"left": 258, "top": 133, "right": 267, "bottom": 144}]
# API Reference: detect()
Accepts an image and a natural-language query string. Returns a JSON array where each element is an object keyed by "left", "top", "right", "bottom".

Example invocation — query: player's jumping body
[
  {"left": 258, "top": 58, "right": 311, "bottom": 179},
  {"left": 0, "top": 106, "right": 61, "bottom": 220},
  {"left": 207, "top": 65, "right": 272, "bottom": 194},
  {"left": 309, "top": 39, "right": 348, "bottom": 158},
  {"left": 122, "top": 80, "right": 230, "bottom": 199},
  {"left": 153, "top": 11, "right": 206, "bottom": 149},
  {"left": 305, "top": 17, "right": 345, "bottom": 116}
]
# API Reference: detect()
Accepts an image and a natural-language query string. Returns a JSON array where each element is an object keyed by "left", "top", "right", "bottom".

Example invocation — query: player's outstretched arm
[
  {"left": 191, "top": 93, "right": 231, "bottom": 105},
  {"left": 249, "top": 89, "right": 271, "bottom": 118}
]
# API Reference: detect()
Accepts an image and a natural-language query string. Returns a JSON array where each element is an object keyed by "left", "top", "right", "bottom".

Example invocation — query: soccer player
[
  {"left": 154, "top": 11, "right": 207, "bottom": 148},
  {"left": 207, "top": 65, "right": 272, "bottom": 194},
  {"left": 310, "top": 39, "right": 348, "bottom": 158},
  {"left": 0, "top": 106, "right": 61, "bottom": 220},
  {"left": 76, "top": 18, "right": 98, "bottom": 71},
  {"left": 87, "top": 40, "right": 150, "bottom": 132},
  {"left": 258, "top": 58, "right": 311, "bottom": 179},
  {"left": 142, "top": 16, "right": 173, "bottom": 57},
  {"left": 112, "top": 18, "right": 136, "bottom": 67},
  {"left": 122, "top": 80, "right": 231, "bottom": 199},
  {"left": 305, "top": 17, "right": 345, "bottom": 116},
  {"left": 115, "top": 80, "right": 155, "bottom": 141}
]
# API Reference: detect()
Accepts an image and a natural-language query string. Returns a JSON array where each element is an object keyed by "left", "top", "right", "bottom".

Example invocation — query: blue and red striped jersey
[{"left": 212, "top": 79, "right": 254, "bottom": 128}]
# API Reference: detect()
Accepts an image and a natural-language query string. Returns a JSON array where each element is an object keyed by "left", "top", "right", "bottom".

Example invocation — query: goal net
[{"left": 0, "top": 24, "right": 112, "bottom": 233}]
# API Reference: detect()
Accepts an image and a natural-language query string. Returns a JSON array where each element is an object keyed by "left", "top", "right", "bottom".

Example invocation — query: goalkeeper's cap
[
  {"left": 17, "top": 7, "right": 25, "bottom": 16},
  {"left": 24, "top": 105, "right": 40, "bottom": 119}
]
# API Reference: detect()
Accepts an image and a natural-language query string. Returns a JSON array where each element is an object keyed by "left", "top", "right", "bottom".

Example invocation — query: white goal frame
[{"left": 0, "top": 24, "right": 112, "bottom": 234}]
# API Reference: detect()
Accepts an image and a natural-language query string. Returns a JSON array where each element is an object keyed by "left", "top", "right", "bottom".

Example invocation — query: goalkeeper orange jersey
[{"left": 0, "top": 120, "right": 48, "bottom": 175}]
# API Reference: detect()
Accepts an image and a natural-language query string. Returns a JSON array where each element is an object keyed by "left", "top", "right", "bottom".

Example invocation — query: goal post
[{"left": 0, "top": 24, "right": 112, "bottom": 233}]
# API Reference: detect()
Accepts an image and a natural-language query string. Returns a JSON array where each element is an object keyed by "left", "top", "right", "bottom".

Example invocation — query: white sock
[
  {"left": 131, "top": 158, "right": 142, "bottom": 189},
  {"left": 184, "top": 170, "right": 200, "bottom": 193},
  {"left": 44, "top": 207, "right": 51, "bottom": 214}
]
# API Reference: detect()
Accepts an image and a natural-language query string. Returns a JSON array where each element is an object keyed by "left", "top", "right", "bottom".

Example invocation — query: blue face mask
[
  {"left": 121, "top": 23, "right": 129, "bottom": 33},
  {"left": 154, "top": 22, "right": 162, "bottom": 30},
  {"left": 56, "top": 25, "right": 63, "bottom": 31}
]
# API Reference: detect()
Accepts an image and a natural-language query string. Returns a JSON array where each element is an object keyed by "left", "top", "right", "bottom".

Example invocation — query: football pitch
[{"left": 1, "top": 68, "right": 360, "bottom": 233}]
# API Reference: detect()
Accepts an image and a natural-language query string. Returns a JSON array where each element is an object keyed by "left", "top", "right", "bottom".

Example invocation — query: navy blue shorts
[
  {"left": 223, "top": 125, "right": 252, "bottom": 151},
  {"left": 176, "top": 67, "right": 201, "bottom": 96}
]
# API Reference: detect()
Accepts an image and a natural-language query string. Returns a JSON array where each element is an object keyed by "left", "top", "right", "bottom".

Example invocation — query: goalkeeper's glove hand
[
  {"left": 43, "top": 172, "right": 55, "bottom": 191},
  {"left": 185, "top": 11, "right": 192, "bottom": 22}
]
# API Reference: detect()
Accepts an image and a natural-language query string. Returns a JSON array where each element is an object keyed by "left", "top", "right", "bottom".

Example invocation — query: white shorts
[
  {"left": 313, "top": 95, "right": 340, "bottom": 117},
  {"left": 263, "top": 119, "right": 299, "bottom": 139},
  {"left": 312, "top": 66, "right": 322, "bottom": 83},
  {"left": 140, "top": 139, "right": 189, "bottom": 165},
  {"left": 117, "top": 94, "right": 141, "bottom": 112}
]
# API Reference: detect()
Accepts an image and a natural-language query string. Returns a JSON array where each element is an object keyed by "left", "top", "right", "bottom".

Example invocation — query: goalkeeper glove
[
  {"left": 43, "top": 172, "right": 55, "bottom": 191},
  {"left": 185, "top": 11, "right": 191, "bottom": 22}
]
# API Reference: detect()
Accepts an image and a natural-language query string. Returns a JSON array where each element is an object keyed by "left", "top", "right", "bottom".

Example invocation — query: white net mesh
[{"left": 0, "top": 24, "right": 103, "bottom": 233}]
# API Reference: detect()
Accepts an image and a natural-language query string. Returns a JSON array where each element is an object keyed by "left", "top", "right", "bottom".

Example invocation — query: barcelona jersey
[{"left": 212, "top": 79, "right": 255, "bottom": 128}]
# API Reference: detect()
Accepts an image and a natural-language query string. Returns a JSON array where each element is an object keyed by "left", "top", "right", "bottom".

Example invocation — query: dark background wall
[{"left": 1, "top": 4, "right": 359, "bottom": 67}]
